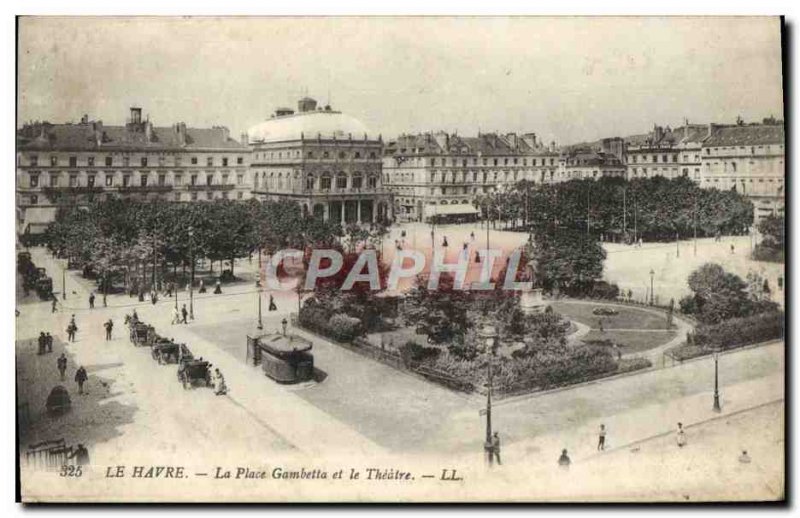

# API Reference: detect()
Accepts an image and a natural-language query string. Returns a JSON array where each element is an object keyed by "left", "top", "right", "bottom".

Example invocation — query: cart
[
  {"left": 36, "top": 276, "right": 53, "bottom": 300},
  {"left": 177, "top": 359, "right": 212, "bottom": 389},
  {"left": 129, "top": 322, "right": 155, "bottom": 346},
  {"left": 152, "top": 340, "right": 191, "bottom": 365}
]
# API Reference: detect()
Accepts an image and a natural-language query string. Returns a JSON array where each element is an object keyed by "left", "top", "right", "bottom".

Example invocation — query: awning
[{"left": 424, "top": 204, "right": 479, "bottom": 217}]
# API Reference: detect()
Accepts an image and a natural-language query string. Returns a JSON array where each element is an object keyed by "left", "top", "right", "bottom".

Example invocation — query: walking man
[
  {"left": 558, "top": 449, "right": 571, "bottom": 468},
  {"left": 104, "top": 319, "right": 113, "bottom": 340},
  {"left": 51, "top": 297, "right": 58, "bottom": 313},
  {"left": 75, "top": 366, "right": 88, "bottom": 395},
  {"left": 46, "top": 332, "right": 53, "bottom": 353},
  {"left": 181, "top": 304, "right": 188, "bottom": 324},
  {"left": 730, "top": 243, "right": 735, "bottom": 254},
  {"left": 88, "top": 292, "right": 95, "bottom": 309},
  {"left": 37, "top": 332, "right": 46, "bottom": 355},
  {"left": 57, "top": 353, "right": 67, "bottom": 381},
  {"left": 598, "top": 424, "right": 607, "bottom": 451},
  {"left": 491, "top": 432, "right": 502, "bottom": 465},
  {"left": 676, "top": 422, "right": 687, "bottom": 448},
  {"left": 66, "top": 322, "right": 76, "bottom": 343}
]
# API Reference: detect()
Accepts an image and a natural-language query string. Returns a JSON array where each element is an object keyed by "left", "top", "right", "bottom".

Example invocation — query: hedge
[{"left": 693, "top": 311, "right": 784, "bottom": 350}]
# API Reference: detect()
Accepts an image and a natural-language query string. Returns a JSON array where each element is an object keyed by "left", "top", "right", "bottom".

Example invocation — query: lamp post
[
  {"left": 676, "top": 232, "right": 680, "bottom": 258},
  {"left": 713, "top": 349, "right": 721, "bottom": 412},
  {"left": 649, "top": 268, "right": 655, "bottom": 306},
  {"left": 478, "top": 322, "right": 498, "bottom": 467},
  {"left": 62, "top": 261, "right": 67, "bottom": 300},
  {"left": 257, "top": 285, "right": 263, "bottom": 330},
  {"left": 188, "top": 227, "right": 195, "bottom": 320},
  {"left": 256, "top": 247, "right": 262, "bottom": 288}
]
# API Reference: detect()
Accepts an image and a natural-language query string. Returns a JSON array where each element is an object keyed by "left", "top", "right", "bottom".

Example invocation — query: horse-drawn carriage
[
  {"left": 177, "top": 357, "right": 212, "bottom": 389},
  {"left": 129, "top": 321, "right": 156, "bottom": 346},
  {"left": 151, "top": 339, "right": 191, "bottom": 365},
  {"left": 36, "top": 276, "right": 53, "bottom": 300}
]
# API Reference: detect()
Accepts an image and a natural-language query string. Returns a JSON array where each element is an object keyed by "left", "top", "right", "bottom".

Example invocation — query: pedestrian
[
  {"left": 181, "top": 304, "right": 188, "bottom": 324},
  {"left": 104, "top": 319, "right": 113, "bottom": 340},
  {"left": 37, "top": 332, "right": 46, "bottom": 355},
  {"left": 88, "top": 292, "right": 95, "bottom": 309},
  {"left": 613, "top": 343, "right": 622, "bottom": 361},
  {"left": 763, "top": 279, "right": 771, "bottom": 296},
  {"left": 738, "top": 450, "right": 751, "bottom": 464},
  {"left": 166, "top": 282, "right": 173, "bottom": 298},
  {"left": 213, "top": 368, "right": 228, "bottom": 396},
  {"left": 102, "top": 292, "right": 107, "bottom": 307},
  {"left": 558, "top": 449, "right": 571, "bottom": 468},
  {"left": 151, "top": 291, "right": 158, "bottom": 305},
  {"left": 51, "top": 297, "right": 58, "bottom": 313},
  {"left": 442, "top": 236, "right": 448, "bottom": 247},
  {"left": 475, "top": 250, "right": 481, "bottom": 263},
  {"left": 57, "top": 353, "right": 67, "bottom": 381},
  {"left": 67, "top": 444, "right": 90, "bottom": 466},
  {"left": 470, "top": 231, "right": 475, "bottom": 241},
  {"left": 66, "top": 322, "right": 77, "bottom": 343},
  {"left": 778, "top": 275, "right": 784, "bottom": 291},
  {"left": 199, "top": 279, "right": 206, "bottom": 293},
  {"left": 598, "top": 318, "right": 605, "bottom": 333},
  {"left": 131, "top": 309, "right": 139, "bottom": 323},
  {"left": 676, "top": 422, "right": 687, "bottom": 448},
  {"left": 491, "top": 432, "right": 502, "bottom": 465},
  {"left": 75, "top": 366, "right": 88, "bottom": 395},
  {"left": 46, "top": 332, "right": 53, "bottom": 353},
  {"left": 463, "top": 242, "right": 468, "bottom": 251},
  {"left": 598, "top": 424, "right": 607, "bottom": 451},
  {"left": 172, "top": 306, "right": 181, "bottom": 325},
  {"left": 401, "top": 230, "right": 406, "bottom": 239},
  {"left": 730, "top": 243, "right": 735, "bottom": 254},
  {"left": 268, "top": 294, "right": 277, "bottom": 312},
  {"left": 214, "top": 281, "right": 222, "bottom": 294}
]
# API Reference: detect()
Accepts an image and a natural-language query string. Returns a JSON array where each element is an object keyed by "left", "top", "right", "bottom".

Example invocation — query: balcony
[
  {"left": 117, "top": 185, "right": 174, "bottom": 193},
  {"left": 188, "top": 184, "right": 235, "bottom": 191}
]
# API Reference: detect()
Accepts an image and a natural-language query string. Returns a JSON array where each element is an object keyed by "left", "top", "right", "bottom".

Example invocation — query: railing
[
  {"left": 25, "top": 438, "right": 73, "bottom": 471},
  {"left": 187, "top": 184, "right": 235, "bottom": 191}
]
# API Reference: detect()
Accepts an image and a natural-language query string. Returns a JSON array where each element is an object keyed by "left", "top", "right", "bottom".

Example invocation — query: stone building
[
  {"left": 16, "top": 107, "right": 250, "bottom": 235},
  {"left": 700, "top": 121, "right": 785, "bottom": 221},
  {"left": 247, "top": 98, "right": 392, "bottom": 224},
  {"left": 383, "top": 131, "right": 559, "bottom": 222}
]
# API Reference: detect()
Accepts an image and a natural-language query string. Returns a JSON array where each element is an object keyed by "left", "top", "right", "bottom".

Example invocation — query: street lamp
[
  {"left": 477, "top": 322, "right": 498, "bottom": 467},
  {"left": 257, "top": 285, "right": 263, "bottom": 330},
  {"left": 62, "top": 260, "right": 67, "bottom": 300},
  {"left": 649, "top": 268, "right": 655, "bottom": 306},
  {"left": 256, "top": 247, "right": 262, "bottom": 288},
  {"left": 188, "top": 227, "right": 195, "bottom": 320},
  {"left": 713, "top": 348, "right": 722, "bottom": 412}
]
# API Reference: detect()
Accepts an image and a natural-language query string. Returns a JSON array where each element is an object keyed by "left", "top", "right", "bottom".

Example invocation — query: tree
[
  {"left": 532, "top": 227, "right": 606, "bottom": 295},
  {"left": 684, "top": 263, "right": 778, "bottom": 324},
  {"left": 403, "top": 273, "right": 472, "bottom": 348}
]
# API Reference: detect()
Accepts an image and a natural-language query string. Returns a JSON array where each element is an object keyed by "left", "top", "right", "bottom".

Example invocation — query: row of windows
[
  {"left": 26, "top": 154, "right": 245, "bottom": 168},
  {"left": 27, "top": 172, "right": 245, "bottom": 188},
  {"left": 254, "top": 150, "right": 378, "bottom": 161},
  {"left": 25, "top": 190, "right": 246, "bottom": 205},
  {"left": 705, "top": 145, "right": 781, "bottom": 155},
  {"left": 628, "top": 154, "right": 678, "bottom": 164}
]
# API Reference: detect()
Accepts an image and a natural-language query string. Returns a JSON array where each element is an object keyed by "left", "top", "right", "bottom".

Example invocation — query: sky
[{"left": 17, "top": 16, "right": 784, "bottom": 146}]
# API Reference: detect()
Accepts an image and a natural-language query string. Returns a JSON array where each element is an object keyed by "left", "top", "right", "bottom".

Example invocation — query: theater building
[{"left": 247, "top": 97, "right": 392, "bottom": 224}]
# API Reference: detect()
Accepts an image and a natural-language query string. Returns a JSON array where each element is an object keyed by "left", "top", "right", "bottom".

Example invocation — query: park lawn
[
  {"left": 582, "top": 329, "right": 677, "bottom": 355},
  {"left": 550, "top": 300, "right": 668, "bottom": 330}
]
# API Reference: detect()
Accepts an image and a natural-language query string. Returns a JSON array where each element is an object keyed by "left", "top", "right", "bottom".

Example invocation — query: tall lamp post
[
  {"left": 649, "top": 268, "right": 655, "bottom": 306},
  {"left": 188, "top": 227, "right": 195, "bottom": 320},
  {"left": 478, "top": 322, "right": 498, "bottom": 467},
  {"left": 712, "top": 348, "right": 722, "bottom": 412},
  {"left": 62, "top": 260, "right": 67, "bottom": 300},
  {"left": 257, "top": 285, "right": 263, "bottom": 330}
]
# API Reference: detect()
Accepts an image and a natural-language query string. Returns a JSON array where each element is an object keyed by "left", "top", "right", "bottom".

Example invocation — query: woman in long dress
[
  {"left": 213, "top": 368, "right": 227, "bottom": 395},
  {"left": 676, "top": 422, "right": 687, "bottom": 448}
]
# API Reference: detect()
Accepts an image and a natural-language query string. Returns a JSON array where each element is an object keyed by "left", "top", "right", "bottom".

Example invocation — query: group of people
[{"left": 36, "top": 331, "right": 54, "bottom": 355}]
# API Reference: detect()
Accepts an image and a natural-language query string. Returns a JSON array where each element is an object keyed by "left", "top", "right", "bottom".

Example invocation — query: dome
[{"left": 248, "top": 110, "right": 371, "bottom": 143}]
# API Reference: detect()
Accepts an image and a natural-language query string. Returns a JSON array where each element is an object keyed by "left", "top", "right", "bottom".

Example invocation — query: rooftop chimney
[
  {"left": 175, "top": 122, "right": 187, "bottom": 146},
  {"left": 298, "top": 97, "right": 318, "bottom": 113},
  {"left": 130, "top": 107, "right": 142, "bottom": 125}
]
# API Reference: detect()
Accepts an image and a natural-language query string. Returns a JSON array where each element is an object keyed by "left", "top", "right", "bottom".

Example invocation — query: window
[
  {"left": 69, "top": 156, "right": 77, "bottom": 167},
  {"left": 191, "top": 157, "right": 198, "bottom": 165},
  {"left": 88, "top": 157, "right": 95, "bottom": 167},
  {"left": 123, "top": 157, "right": 130, "bottom": 167},
  {"left": 174, "top": 175, "right": 183, "bottom": 186},
  {"left": 368, "top": 176, "right": 377, "bottom": 189},
  {"left": 222, "top": 157, "right": 228, "bottom": 167},
  {"left": 140, "top": 175, "right": 148, "bottom": 187},
  {"left": 222, "top": 191, "right": 229, "bottom": 200},
  {"left": 158, "top": 156, "right": 166, "bottom": 166},
  {"left": 207, "top": 157, "right": 213, "bottom": 166},
  {"left": 237, "top": 174, "right": 243, "bottom": 185},
  {"left": 174, "top": 193, "right": 181, "bottom": 202},
  {"left": 237, "top": 191, "right": 243, "bottom": 200},
  {"left": 123, "top": 175, "right": 131, "bottom": 187},
  {"left": 206, "top": 174, "right": 213, "bottom": 186},
  {"left": 190, "top": 174, "right": 198, "bottom": 186},
  {"left": 87, "top": 175, "right": 95, "bottom": 188},
  {"left": 206, "top": 191, "right": 213, "bottom": 200},
  {"left": 237, "top": 156, "right": 243, "bottom": 165},
  {"left": 222, "top": 174, "right": 229, "bottom": 185},
  {"left": 69, "top": 174, "right": 78, "bottom": 187},
  {"left": 191, "top": 191, "right": 198, "bottom": 201},
  {"left": 30, "top": 195, "right": 38, "bottom": 205},
  {"left": 662, "top": 155, "right": 668, "bottom": 163},
  {"left": 50, "top": 156, "right": 58, "bottom": 167},
  {"left": 105, "top": 156, "right": 112, "bottom": 167},
  {"left": 29, "top": 155, "right": 38, "bottom": 166},
  {"left": 306, "top": 175, "right": 314, "bottom": 190},
  {"left": 352, "top": 175, "right": 363, "bottom": 189},
  {"left": 307, "top": 152, "right": 314, "bottom": 159},
  {"left": 158, "top": 174, "right": 166, "bottom": 186},
  {"left": 336, "top": 174, "right": 347, "bottom": 189},
  {"left": 29, "top": 173, "right": 39, "bottom": 188},
  {"left": 49, "top": 174, "right": 58, "bottom": 187},
  {"left": 105, "top": 175, "right": 113, "bottom": 187},
  {"left": 355, "top": 151, "right": 361, "bottom": 159},
  {"left": 320, "top": 175, "right": 331, "bottom": 190},
  {"left": 175, "top": 156, "right": 182, "bottom": 166},
  {"left": 323, "top": 151, "right": 330, "bottom": 159},
  {"left": 141, "top": 157, "right": 148, "bottom": 167}
]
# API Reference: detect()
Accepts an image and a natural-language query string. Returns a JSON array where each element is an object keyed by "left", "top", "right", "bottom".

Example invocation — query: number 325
[{"left": 59, "top": 465, "right": 82, "bottom": 477}]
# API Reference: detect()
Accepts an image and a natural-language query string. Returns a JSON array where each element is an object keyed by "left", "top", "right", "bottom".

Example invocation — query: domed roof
[{"left": 248, "top": 110, "right": 371, "bottom": 143}]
